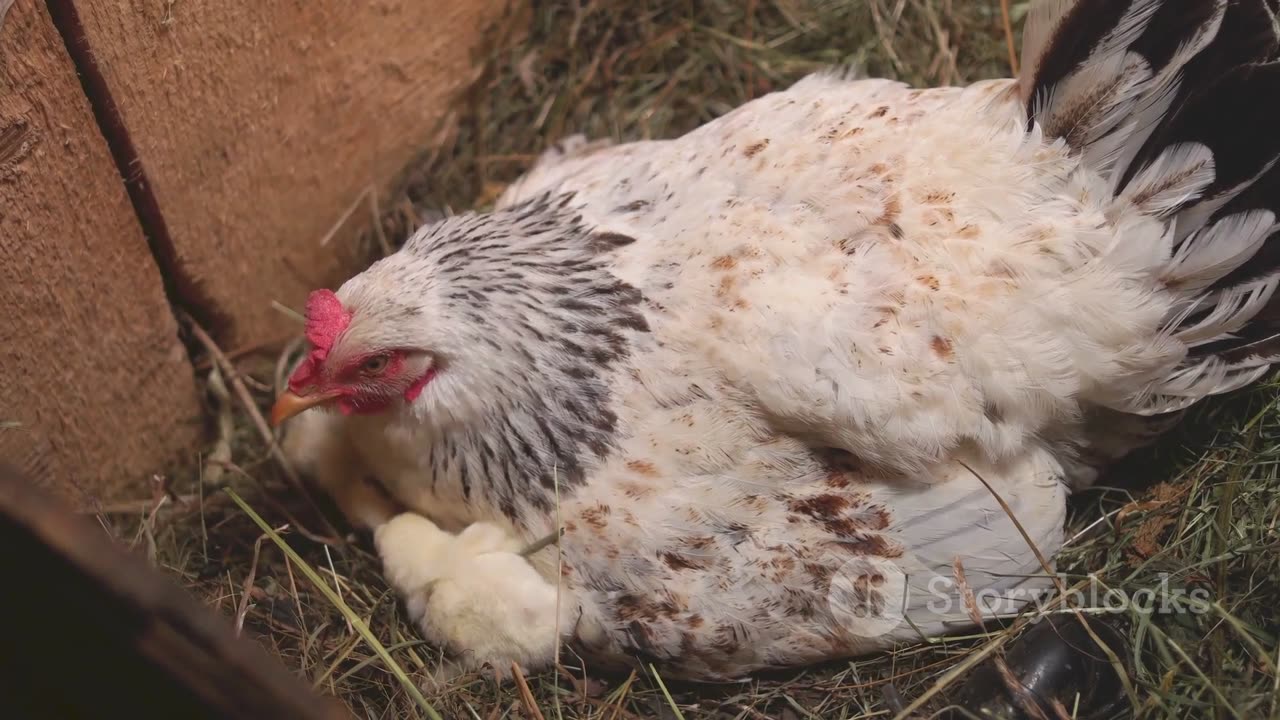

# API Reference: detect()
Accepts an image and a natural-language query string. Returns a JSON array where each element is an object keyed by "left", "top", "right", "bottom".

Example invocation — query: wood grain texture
[
  {"left": 0, "top": 463, "right": 352, "bottom": 720},
  {"left": 0, "top": 0, "right": 201, "bottom": 506},
  {"left": 69, "top": 0, "right": 508, "bottom": 346}
]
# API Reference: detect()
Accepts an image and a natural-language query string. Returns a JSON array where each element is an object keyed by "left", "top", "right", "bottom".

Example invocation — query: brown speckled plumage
[{"left": 279, "top": 0, "right": 1280, "bottom": 681}]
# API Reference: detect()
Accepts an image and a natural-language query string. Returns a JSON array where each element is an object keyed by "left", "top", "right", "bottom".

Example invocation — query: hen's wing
[{"left": 500, "top": 76, "right": 1012, "bottom": 477}]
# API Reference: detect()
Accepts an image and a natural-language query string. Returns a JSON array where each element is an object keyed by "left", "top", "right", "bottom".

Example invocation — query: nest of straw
[{"left": 104, "top": 2, "right": 1280, "bottom": 717}]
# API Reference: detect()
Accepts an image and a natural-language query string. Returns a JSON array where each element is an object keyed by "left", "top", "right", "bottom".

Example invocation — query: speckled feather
[{"left": 282, "top": 0, "right": 1280, "bottom": 681}]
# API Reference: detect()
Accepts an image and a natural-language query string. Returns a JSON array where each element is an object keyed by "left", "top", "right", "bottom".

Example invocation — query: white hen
[{"left": 274, "top": 0, "right": 1280, "bottom": 681}]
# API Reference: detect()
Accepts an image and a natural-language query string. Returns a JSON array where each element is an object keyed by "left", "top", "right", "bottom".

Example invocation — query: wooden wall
[
  {"left": 0, "top": 0, "right": 505, "bottom": 506},
  {"left": 65, "top": 0, "right": 506, "bottom": 347},
  {"left": 0, "top": 0, "right": 200, "bottom": 506}
]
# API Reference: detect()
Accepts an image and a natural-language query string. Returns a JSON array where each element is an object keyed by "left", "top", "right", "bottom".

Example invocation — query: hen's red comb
[
  {"left": 304, "top": 289, "right": 352, "bottom": 357},
  {"left": 289, "top": 290, "right": 352, "bottom": 390}
]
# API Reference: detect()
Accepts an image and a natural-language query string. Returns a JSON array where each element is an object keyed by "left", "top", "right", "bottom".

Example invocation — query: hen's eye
[{"left": 361, "top": 355, "right": 390, "bottom": 374}]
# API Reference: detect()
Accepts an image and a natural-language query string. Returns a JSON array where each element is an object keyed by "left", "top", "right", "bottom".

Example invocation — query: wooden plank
[
  {"left": 63, "top": 0, "right": 509, "bottom": 347},
  {"left": 0, "top": 0, "right": 201, "bottom": 506},
  {"left": 0, "top": 462, "right": 353, "bottom": 719}
]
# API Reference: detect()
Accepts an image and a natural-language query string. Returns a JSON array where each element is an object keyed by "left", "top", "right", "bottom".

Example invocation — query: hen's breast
[{"left": 345, "top": 415, "right": 484, "bottom": 534}]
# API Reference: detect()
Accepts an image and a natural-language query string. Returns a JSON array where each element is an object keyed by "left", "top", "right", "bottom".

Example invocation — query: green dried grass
[{"left": 104, "top": 1, "right": 1279, "bottom": 717}]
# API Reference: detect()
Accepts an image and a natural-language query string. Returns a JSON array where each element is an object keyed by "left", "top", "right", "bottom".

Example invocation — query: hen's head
[
  {"left": 270, "top": 285, "right": 440, "bottom": 425},
  {"left": 269, "top": 193, "right": 647, "bottom": 430}
]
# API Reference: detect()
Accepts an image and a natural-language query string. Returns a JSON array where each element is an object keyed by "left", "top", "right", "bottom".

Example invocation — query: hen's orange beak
[{"left": 270, "top": 390, "right": 342, "bottom": 426}]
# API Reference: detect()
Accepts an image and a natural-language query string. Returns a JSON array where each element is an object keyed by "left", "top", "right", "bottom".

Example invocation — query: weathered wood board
[
  {"left": 0, "top": 0, "right": 202, "bottom": 506},
  {"left": 0, "top": 462, "right": 353, "bottom": 719},
  {"left": 67, "top": 0, "right": 509, "bottom": 347}
]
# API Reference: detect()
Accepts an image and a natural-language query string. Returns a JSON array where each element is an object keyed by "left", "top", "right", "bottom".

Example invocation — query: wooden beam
[{"left": 0, "top": 462, "right": 352, "bottom": 720}]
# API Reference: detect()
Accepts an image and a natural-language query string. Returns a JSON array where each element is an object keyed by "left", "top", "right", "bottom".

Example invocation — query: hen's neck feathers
[{"left": 370, "top": 194, "right": 650, "bottom": 524}]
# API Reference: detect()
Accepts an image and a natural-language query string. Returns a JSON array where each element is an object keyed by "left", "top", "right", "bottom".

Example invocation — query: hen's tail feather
[{"left": 1020, "top": 0, "right": 1280, "bottom": 415}]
